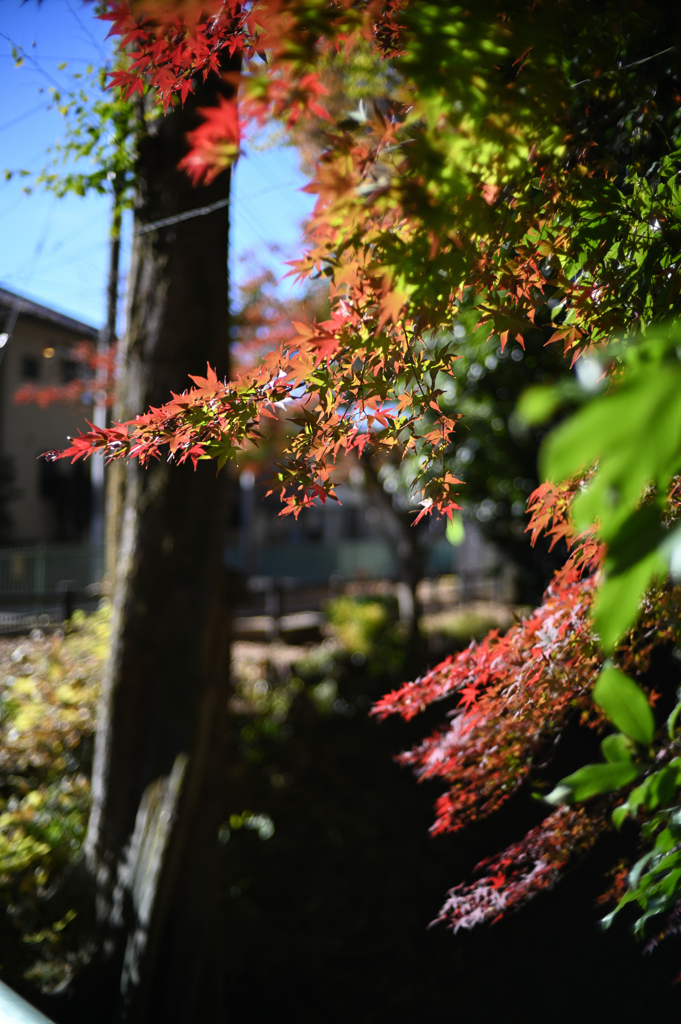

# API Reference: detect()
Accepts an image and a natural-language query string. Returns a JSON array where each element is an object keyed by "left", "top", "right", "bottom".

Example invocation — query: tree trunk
[
  {"left": 82, "top": 63, "right": 240, "bottom": 1022},
  {"left": 360, "top": 457, "right": 427, "bottom": 664}
]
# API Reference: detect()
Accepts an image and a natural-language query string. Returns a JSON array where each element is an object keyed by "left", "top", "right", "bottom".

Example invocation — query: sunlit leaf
[
  {"left": 544, "top": 762, "right": 642, "bottom": 805},
  {"left": 601, "top": 733, "right": 632, "bottom": 763},
  {"left": 593, "top": 666, "right": 655, "bottom": 745}
]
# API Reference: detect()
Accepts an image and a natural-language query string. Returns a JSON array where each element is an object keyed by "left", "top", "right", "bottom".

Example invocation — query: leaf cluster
[
  {"left": 543, "top": 331, "right": 681, "bottom": 651},
  {"left": 5, "top": 60, "right": 137, "bottom": 214},
  {"left": 374, "top": 495, "right": 681, "bottom": 933},
  {"left": 73, "top": 0, "right": 681, "bottom": 527}
]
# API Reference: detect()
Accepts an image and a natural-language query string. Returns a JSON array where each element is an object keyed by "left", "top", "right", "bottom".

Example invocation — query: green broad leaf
[
  {"left": 544, "top": 761, "right": 642, "bottom": 805},
  {"left": 667, "top": 701, "right": 681, "bottom": 739},
  {"left": 445, "top": 514, "right": 464, "bottom": 546},
  {"left": 541, "top": 782, "right": 573, "bottom": 806},
  {"left": 645, "top": 766, "right": 681, "bottom": 811},
  {"left": 601, "top": 733, "right": 633, "bottom": 763},
  {"left": 601, "top": 888, "right": 642, "bottom": 930},
  {"left": 593, "top": 666, "right": 655, "bottom": 744},
  {"left": 516, "top": 384, "right": 561, "bottom": 426},
  {"left": 540, "top": 368, "right": 675, "bottom": 487},
  {"left": 596, "top": 501, "right": 665, "bottom": 568},
  {"left": 588, "top": 504, "right": 667, "bottom": 653},
  {"left": 629, "top": 848, "right": 658, "bottom": 890},
  {"left": 612, "top": 803, "right": 631, "bottom": 829},
  {"left": 622, "top": 781, "right": 649, "bottom": 816},
  {"left": 592, "top": 545, "right": 666, "bottom": 653},
  {"left": 541, "top": 358, "right": 681, "bottom": 530}
]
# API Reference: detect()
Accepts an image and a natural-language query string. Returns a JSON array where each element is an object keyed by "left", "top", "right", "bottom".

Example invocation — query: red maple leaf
[
  {"left": 179, "top": 96, "right": 241, "bottom": 185},
  {"left": 458, "top": 685, "right": 479, "bottom": 710}
]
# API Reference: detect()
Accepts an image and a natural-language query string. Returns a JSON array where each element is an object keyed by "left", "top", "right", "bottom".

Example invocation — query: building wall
[{"left": 0, "top": 313, "right": 96, "bottom": 543}]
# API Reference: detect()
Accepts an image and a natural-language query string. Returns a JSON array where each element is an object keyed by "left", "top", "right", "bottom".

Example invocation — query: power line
[
  {"left": 135, "top": 195, "right": 231, "bottom": 235},
  {"left": 65, "top": 0, "right": 108, "bottom": 64},
  {"left": 0, "top": 32, "right": 75, "bottom": 96},
  {"left": 0, "top": 102, "right": 49, "bottom": 135},
  {"left": 134, "top": 180, "right": 302, "bottom": 234},
  {"left": 0, "top": 209, "right": 54, "bottom": 361},
  {"left": 0, "top": 54, "right": 98, "bottom": 63},
  {"left": 1, "top": 209, "right": 55, "bottom": 293},
  {"left": 233, "top": 203, "right": 281, "bottom": 250}
]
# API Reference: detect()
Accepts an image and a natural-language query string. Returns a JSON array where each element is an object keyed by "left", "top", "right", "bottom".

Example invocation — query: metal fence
[
  {"left": 0, "top": 544, "right": 104, "bottom": 631},
  {"left": 225, "top": 538, "right": 459, "bottom": 581}
]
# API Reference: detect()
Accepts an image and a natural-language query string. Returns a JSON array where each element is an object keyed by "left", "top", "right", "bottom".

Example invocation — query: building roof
[{"left": 0, "top": 286, "right": 100, "bottom": 339}]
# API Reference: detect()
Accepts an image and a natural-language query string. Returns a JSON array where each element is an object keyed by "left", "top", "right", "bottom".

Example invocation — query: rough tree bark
[{"left": 81, "top": 61, "right": 240, "bottom": 1023}]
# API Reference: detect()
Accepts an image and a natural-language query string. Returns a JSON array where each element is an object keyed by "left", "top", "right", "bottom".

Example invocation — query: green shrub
[
  {"left": 0, "top": 604, "right": 108, "bottom": 987},
  {"left": 420, "top": 602, "right": 517, "bottom": 648},
  {"left": 323, "top": 595, "right": 407, "bottom": 673}
]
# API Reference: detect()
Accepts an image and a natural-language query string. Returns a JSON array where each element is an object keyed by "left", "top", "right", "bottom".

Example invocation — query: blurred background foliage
[
  {"left": 2, "top": 599, "right": 681, "bottom": 1020},
  {"left": 323, "top": 594, "right": 407, "bottom": 673},
  {"left": 435, "top": 302, "right": 575, "bottom": 602},
  {"left": 0, "top": 606, "right": 106, "bottom": 988},
  {"left": 0, "top": 585, "right": 505, "bottom": 990}
]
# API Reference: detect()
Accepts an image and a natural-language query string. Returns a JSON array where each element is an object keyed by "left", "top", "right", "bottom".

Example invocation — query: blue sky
[{"left": 0, "top": 0, "right": 314, "bottom": 328}]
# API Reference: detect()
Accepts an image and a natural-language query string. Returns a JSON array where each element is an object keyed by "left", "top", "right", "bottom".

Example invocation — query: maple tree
[
  {"left": 40, "top": 0, "right": 681, "bottom": 980},
  {"left": 59, "top": 1, "right": 681, "bottom": 523}
]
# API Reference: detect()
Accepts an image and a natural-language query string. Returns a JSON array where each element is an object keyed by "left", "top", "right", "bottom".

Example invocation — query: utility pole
[{"left": 91, "top": 189, "right": 122, "bottom": 556}]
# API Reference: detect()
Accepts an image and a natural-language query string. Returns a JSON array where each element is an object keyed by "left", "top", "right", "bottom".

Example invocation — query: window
[
  {"left": 61, "top": 359, "right": 79, "bottom": 383},
  {"left": 20, "top": 356, "right": 39, "bottom": 380}
]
